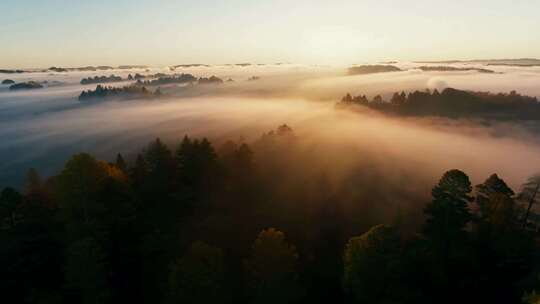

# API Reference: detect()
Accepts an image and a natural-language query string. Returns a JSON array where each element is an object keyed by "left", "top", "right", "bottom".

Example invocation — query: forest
[
  {"left": 78, "top": 85, "right": 162, "bottom": 101},
  {"left": 347, "top": 65, "right": 402, "bottom": 75},
  {"left": 338, "top": 88, "right": 540, "bottom": 120},
  {"left": 2, "top": 124, "right": 540, "bottom": 304},
  {"left": 80, "top": 75, "right": 123, "bottom": 85},
  {"left": 417, "top": 66, "right": 495, "bottom": 73},
  {"left": 134, "top": 73, "right": 198, "bottom": 86},
  {"left": 9, "top": 81, "right": 44, "bottom": 91}
]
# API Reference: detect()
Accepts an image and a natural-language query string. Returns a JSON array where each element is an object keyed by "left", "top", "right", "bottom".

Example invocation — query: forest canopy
[
  {"left": 78, "top": 85, "right": 162, "bottom": 101},
  {"left": 80, "top": 75, "right": 123, "bottom": 85},
  {"left": 338, "top": 88, "right": 540, "bottom": 120},
  {"left": 347, "top": 65, "right": 402, "bottom": 75},
  {"left": 2, "top": 125, "right": 540, "bottom": 304}
]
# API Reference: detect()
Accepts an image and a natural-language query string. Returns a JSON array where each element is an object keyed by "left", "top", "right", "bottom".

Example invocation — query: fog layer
[{"left": 1, "top": 63, "right": 540, "bottom": 190}]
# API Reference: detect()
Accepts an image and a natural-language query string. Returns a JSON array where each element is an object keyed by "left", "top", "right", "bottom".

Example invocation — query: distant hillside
[
  {"left": 198, "top": 76, "right": 224, "bottom": 84},
  {"left": 79, "top": 84, "right": 162, "bottom": 101},
  {"left": 49, "top": 65, "right": 148, "bottom": 72},
  {"left": 0, "top": 69, "right": 25, "bottom": 74},
  {"left": 348, "top": 65, "right": 402, "bottom": 75},
  {"left": 417, "top": 66, "right": 495, "bottom": 73},
  {"left": 80, "top": 75, "right": 123, "bottom": 85},
  {"left": 135, "top": 73, "right": 197, "bottom": 86},
  {"left": 9, "top": 81, "right": 44, "bottom": 90},
  {"left": 415, "top": 58, "right": 540, "bottom": 67},
  {"left": 337, "top": 88, "right": 540, "bottom": 121}
]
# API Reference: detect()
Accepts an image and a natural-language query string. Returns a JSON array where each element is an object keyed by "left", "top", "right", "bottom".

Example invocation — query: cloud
[{"left": 427, "top": 77, "right": 448, "bottom": 91}]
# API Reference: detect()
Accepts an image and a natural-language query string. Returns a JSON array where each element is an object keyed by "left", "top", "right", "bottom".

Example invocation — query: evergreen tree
[
  {"left": 0, "top": 187, "right": 23, "bottom": 228},
  {"left": 115, "top": 153, "right": 127, "bottom": 173},
  {"left": 168, "top": 241, "right": 226, "bottom": 304},
  {"left": 518, "top": 174, "right": 540, "bottom": 227},
  {"left": 423, "top": 169, "right": 473, "bottom": 253},
  {"left": 244, "top": 228, "right": 301, "bottom": 304},
  {"left": 475, "top": 173, "right": 514, "bottom": 220},
  {"left": 343, "top": 225, "right": 402, "bottom": 303},
  {"left": 65, "top": 237, "right": 109, "bottom": 304}
]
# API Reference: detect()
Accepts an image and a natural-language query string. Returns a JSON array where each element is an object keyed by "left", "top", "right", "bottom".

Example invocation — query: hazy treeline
[
  {"left": 197, "top": 75, "right": 224, "bottom": 84},
  {"left": 79, "top": 85, "right": 162, "bottom": 101},
  {"left": 134, "top": 73, "right": 198, "bottom": 86},
  {"left": 339, "top": 88, "right": 540, "bottom": 120},
  {"left": 417, "top": 66, "right": 495, "bottom": 73},
  {"left": 2, "top": 125, "right": 540, "bottom": 304},
  {"left": 8, "top": 81, "right": 44, "bottom": 91},
  {"left": 50, "top": 66, "right": 148, "bottom": 73},
  {"left": 80, "top": 75, "right": 123, "bottom": 85},
  {"left": 347, "top": 65, "right": 402, "bottom": 75},
  {"left": 1, "top": 79, "right": 15, "bottom": 84},
  {"left": 134, "top": 74, "right": 224, "bottom": 86}
]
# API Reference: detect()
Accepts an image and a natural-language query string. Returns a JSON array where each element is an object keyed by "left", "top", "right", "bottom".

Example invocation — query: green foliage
[
  {"left": 423, "top": 169, "right": 473, "bottom": 252},
  {"left": 168, "top": 241, "right": 226, "bottom": 304},
  {"left": 55, "top": 154, "right": 110, "bottom": 238},
  {"left": 519, "top": 174, "right": 540, "bottom": 228},
  {"left": 343, "top": 225, "right": 401, "bottom": 303},
  {"left": 4, "top": 129, "right": 540, "bottom": 304},
  {"left": 338, "top": 88, "right": 540, "bottom": 120},
  {"left": 244, "top": 228, "right": 301, "bottom": 304},
  {"left": 475, "top": 173, "right": 515, "bottom": 219},
  {"left": 65, "top": 237, "right": 109, "bottom": 304},
  {"left": 0, "top": 187, "right": 23, "bottom": 228}
]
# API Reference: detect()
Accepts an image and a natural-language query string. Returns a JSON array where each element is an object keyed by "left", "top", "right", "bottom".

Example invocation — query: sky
[{"left": 1, "top": 0, "right": 539, "bottom": 68}]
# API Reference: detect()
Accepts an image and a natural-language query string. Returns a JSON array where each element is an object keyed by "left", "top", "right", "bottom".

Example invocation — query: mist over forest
[
  {"left": 2, "top": 62, "right": 540, "bottom": 188},
  {"left": 3, "top": 60, "right": 540, "bottom": 304}
]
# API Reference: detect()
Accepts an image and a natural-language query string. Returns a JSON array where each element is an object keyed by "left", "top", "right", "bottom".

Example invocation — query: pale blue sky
[{"left": 1, "top": 0, "right": 539, "bottom": 68}]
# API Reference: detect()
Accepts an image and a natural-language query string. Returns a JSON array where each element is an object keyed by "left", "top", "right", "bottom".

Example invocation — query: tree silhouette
[
  {"left": 168, "top": 241, "right": 226, "bottom": 304},
  {"left": 475, "top": 174, "right": 515, "bottom": 220},
  {"left": 244, "top": 228, "right": 301, "bottom": 304},
  {"left": 65, "top": 237, "right": 109, "bottom": 304},
  {"left": 115, "top": 153, "right": 127, "bottom": 173},
  {"left": 0, "top": 187, "right": 23, "bottom": 228},
  {"left": 343, "top": 225, "right": 401, "bottom": 303},
  {"left": 2, "top": 128, "right": 540, "bottom": 304},
  {"left": 518, "top": 174, "right": 540, "bottom": 228},
  {"left": 423, "top": 169, "right": 473, "bottom": 254},
  {"left": 56, "top": 153, "right": 108, "bottom": 228}
]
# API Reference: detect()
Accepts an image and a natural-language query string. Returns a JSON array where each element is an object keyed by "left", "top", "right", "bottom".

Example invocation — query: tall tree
[
  {"left": 244, "top": 228, "right": 301, "bottom": 304},
  {"left": 343, "top": 225, "right": 402, "bottom": 304},
  {"left": 130, "top": 154, "right": 148, "bottom": 190},
  {"left": 56, "top": 153, "right": 108, "bottom": 229},
  {"left": 143, "top": 138, "right": 176, "bottom": 193},
  {"left": 0, "top": 187, "right": 23, "bottom": 228},
  {"left": 518, "top": 174, "right": 540, "bottom": 227},
  {"left": 423, "top": 169, "right": 473, "bottom": 253},
  {"left": 475, "top": 173, "right": 514, "bottom": 220},
  {"left": 168, "top": 241, "right": 226, "bottom": 304},
  {"left": 115, "top": 153, "right": 127, "bottom": 173},
  {"left": 65, "top": 237, "right": 109, "bottom": 304}
]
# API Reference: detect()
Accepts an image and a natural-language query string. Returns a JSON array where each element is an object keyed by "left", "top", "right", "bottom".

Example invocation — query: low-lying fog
[{"left": 1, "top": 62, "right": 540, "bottom": 191}]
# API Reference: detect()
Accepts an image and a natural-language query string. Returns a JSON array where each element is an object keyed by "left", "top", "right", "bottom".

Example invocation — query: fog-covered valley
[{"left": 1, "top": 62, "right": 540, "bottom": 190}]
